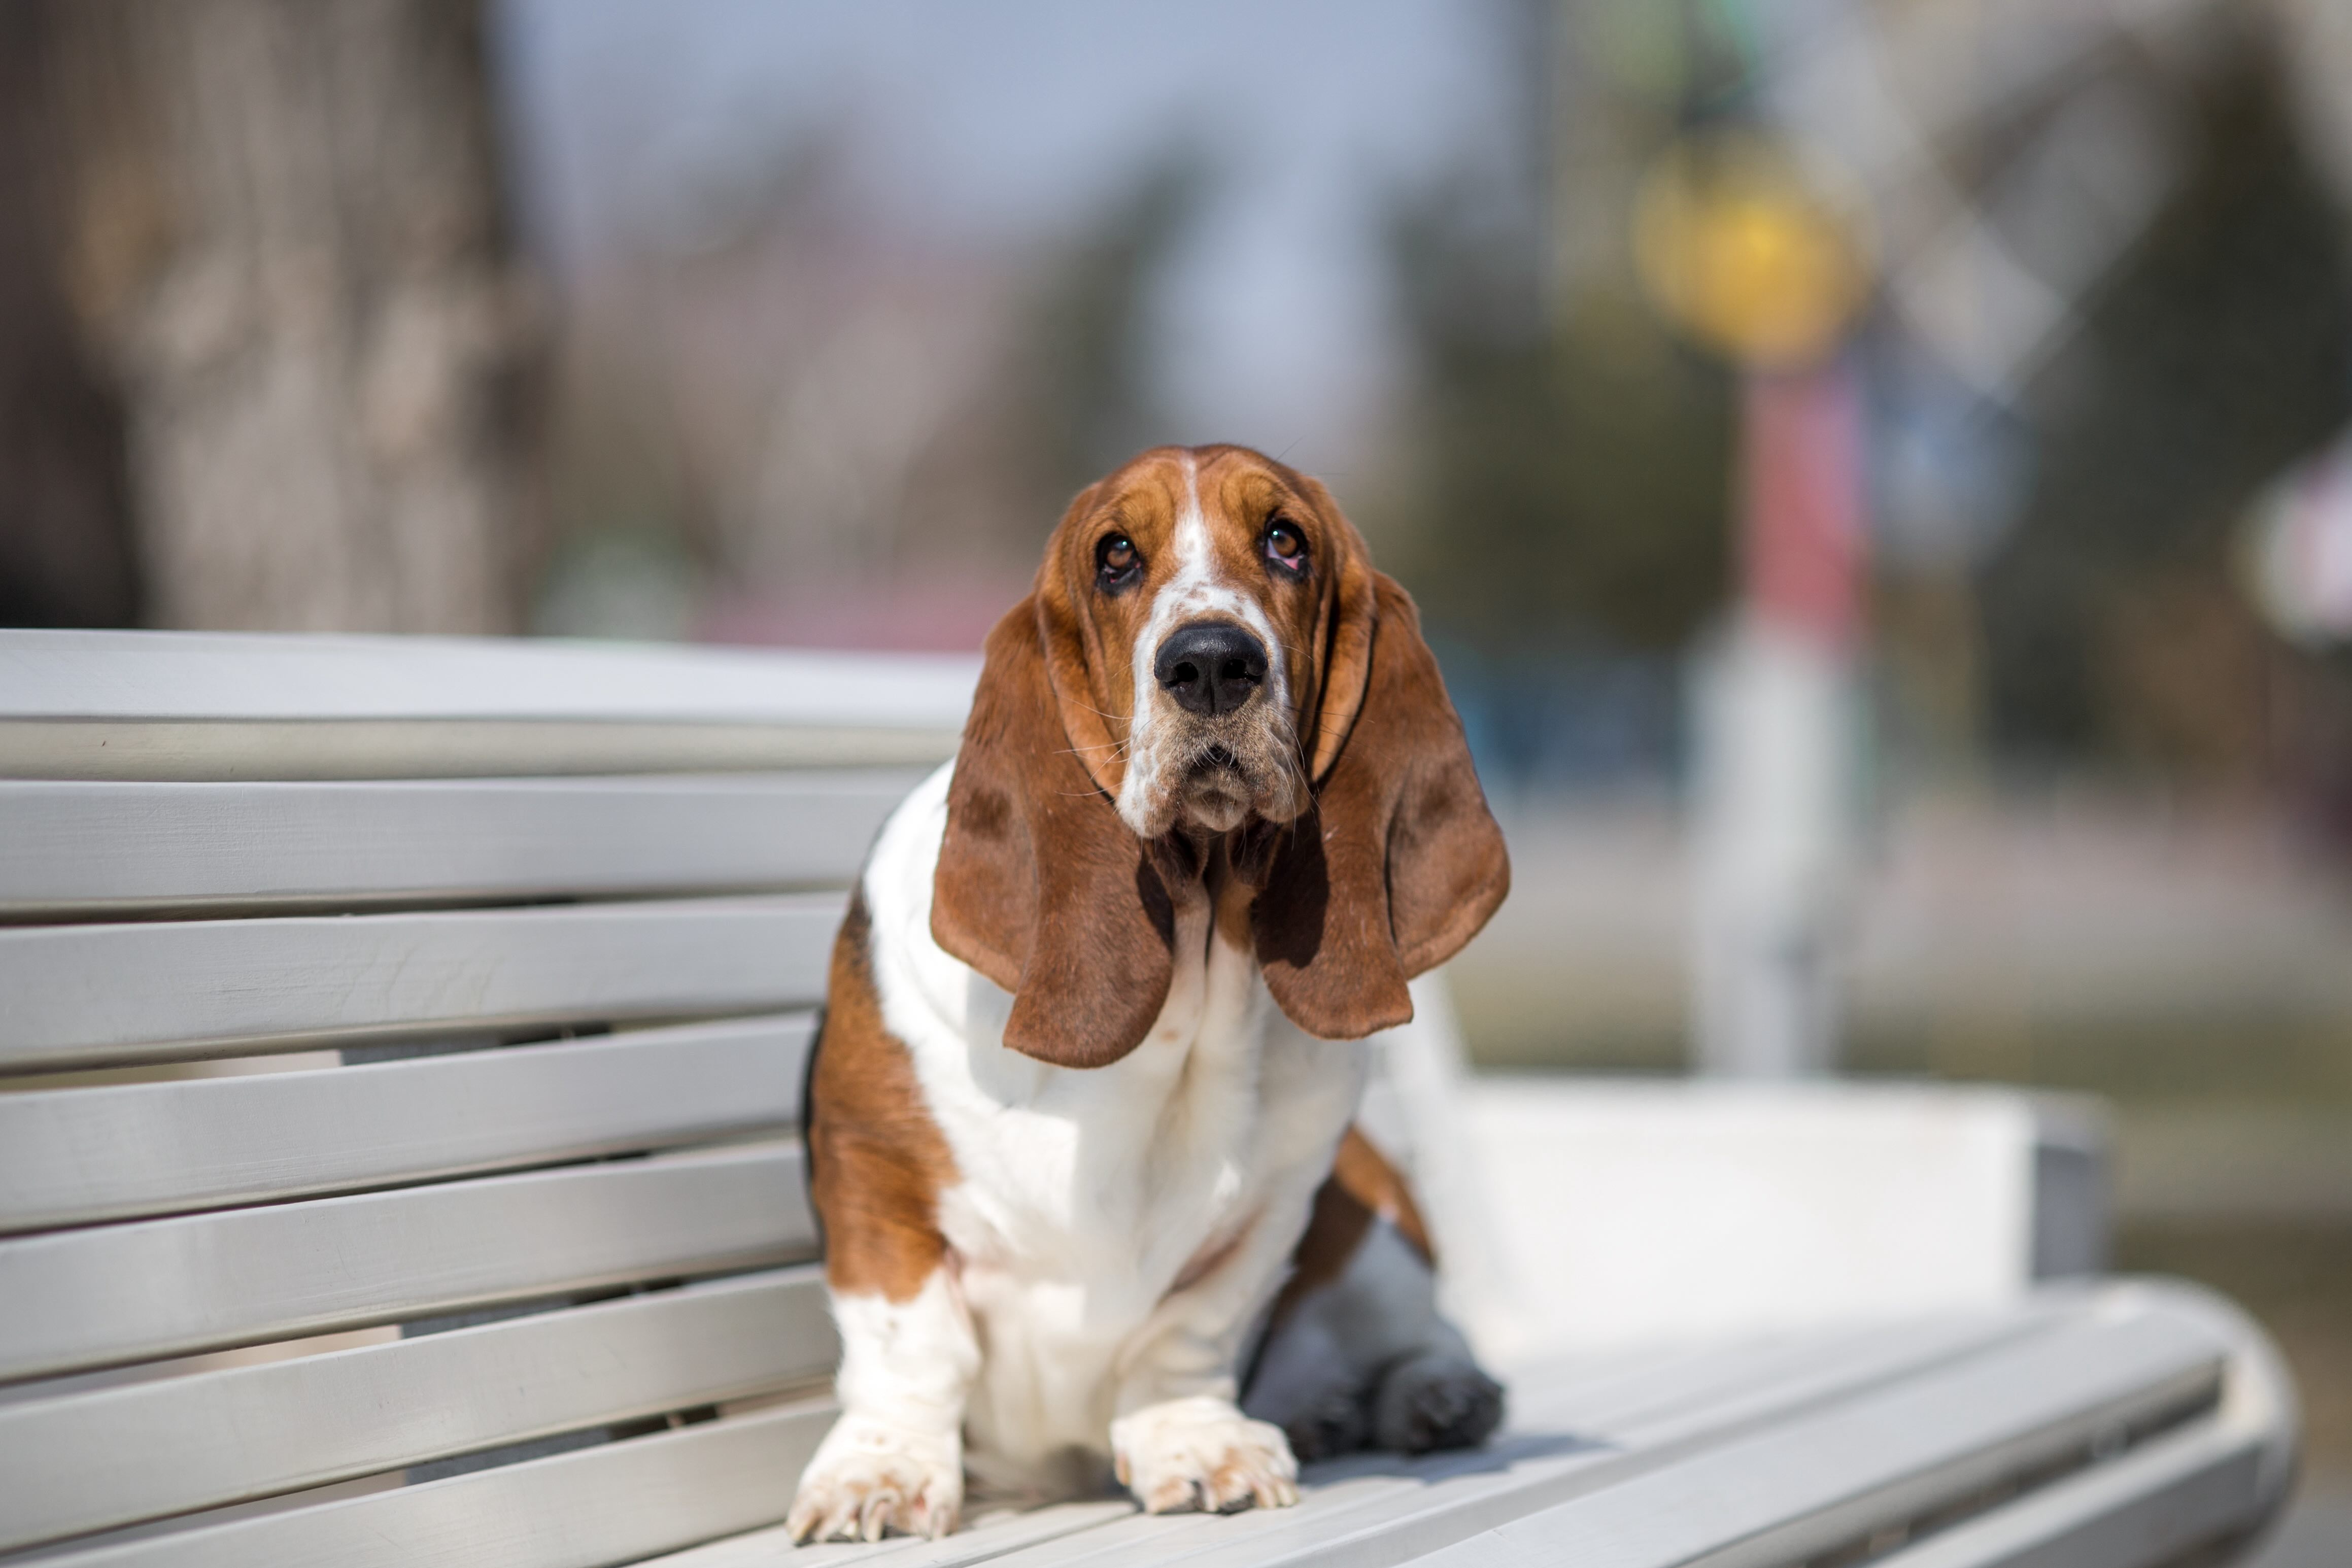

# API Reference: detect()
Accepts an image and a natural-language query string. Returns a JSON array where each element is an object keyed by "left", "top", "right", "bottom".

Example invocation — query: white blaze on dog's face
[{"left": 1036, "top": 445, "right": 1356, "bottom": 840}]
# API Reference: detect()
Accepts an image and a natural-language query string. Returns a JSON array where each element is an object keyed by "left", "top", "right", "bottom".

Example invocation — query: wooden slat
[
  {"left": 0, "top": 1146, "right": 814, "bottom": 1383},
  {"left": 638, "top": 1318, "right": 2089, "bottom": 1568},
  {"left": 19, "top": 1291, "right": 2278, "bottom": 1568},
  {"left": 1394, "top": 1312, "right": 2224, "bottom": 1568},
  {"left": 0, "top": 774, "right": 916, "bottom": 916},
  {"left": 0, "top": 630, "right": 975, "bottom": 781},
  {"left": 0, "top": 1016, "right": 814, "bottom": 1233},
  {"left": 0, "top": 895, "right": 843, "bottom": 1073},
  {"left": 988, "top": 1309, "right": 2153, "bottom": 1568},
  {"left": 644, "top": 1502, "right": 1142, "bottom": 1568},
  {"left": 1868, "top": 1418, "right": 2267, "bottom": 1568},
  {"left": 36, "top": 1397, "right": 840, "bottom": 1568},
  {"left": 907, "top": 1316, "right": 2076, "bottom": 1568},
  {"left": 0, "top": 1268, "right": 836, "bottom": 1553},
  {"left": 0, "top": 719, "right": 962, "bottom": 782}
]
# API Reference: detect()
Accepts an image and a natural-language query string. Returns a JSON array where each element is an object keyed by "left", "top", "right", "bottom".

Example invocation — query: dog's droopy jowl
[{"left": 789, "top": 445, "right": 1510, "bottom": 1544}]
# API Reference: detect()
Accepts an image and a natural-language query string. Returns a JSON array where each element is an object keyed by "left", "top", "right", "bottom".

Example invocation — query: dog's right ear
[{"left": 931, "top": 596, "right": 1182, "bottom": 1069}]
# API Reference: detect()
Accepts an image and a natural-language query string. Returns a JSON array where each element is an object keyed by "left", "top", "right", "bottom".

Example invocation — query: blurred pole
[{"left": 1692, "top": 360, "right": 1865, "bottom": 1077}]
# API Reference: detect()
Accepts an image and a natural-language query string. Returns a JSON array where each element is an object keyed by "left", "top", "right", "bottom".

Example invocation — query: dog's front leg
[
  {"left": 1109, "top": 1224, "right": 1305, "bottom": 1516},
  {"left": 790, "top": 896, "right": 976, "bottom": 1543},
  {"left": 788, "top": 1266, "right": 977, "bottom": 1543}
]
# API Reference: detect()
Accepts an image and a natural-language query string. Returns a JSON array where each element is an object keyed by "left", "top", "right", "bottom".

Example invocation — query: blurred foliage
[
  {"left": 1380, "top": 186, "right": 1735, "bottom": 661},
  {"left": 1984, "top": 35, "right": 2352, "bottom": 780}
]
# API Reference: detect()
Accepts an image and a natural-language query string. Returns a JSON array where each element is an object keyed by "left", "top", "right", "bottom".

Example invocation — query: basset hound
[{"left": 787, "top": 444, "right": 1511, "bottom": 1544}]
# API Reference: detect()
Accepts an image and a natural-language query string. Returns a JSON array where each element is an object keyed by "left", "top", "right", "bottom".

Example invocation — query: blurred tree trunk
[
  {"left": 40, "top": 0, "right": 537, "bottom": 632},
  {"left": 0, "top": 3, "right": 141, "bottom": 627}
]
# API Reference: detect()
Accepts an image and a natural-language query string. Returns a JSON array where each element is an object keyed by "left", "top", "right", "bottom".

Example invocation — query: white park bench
[{"left": 0, "top": 628, "right": 2301, "bottom": 1568}]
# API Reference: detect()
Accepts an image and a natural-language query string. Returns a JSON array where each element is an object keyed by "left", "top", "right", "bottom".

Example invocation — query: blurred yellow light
[{"left": 1633, "top": 130, "right": 1870, "bottom": 370}]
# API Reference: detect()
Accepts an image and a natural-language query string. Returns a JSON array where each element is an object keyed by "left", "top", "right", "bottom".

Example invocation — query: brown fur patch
[
  {"left": 1252, "top": 576, "right": 1510, "bottom": 1040},
  {"left": 806, "top": 892, "right": 961, "bottom": 1302},
  {"left": 939, "top": 443, "right": 1508, "bottom": 1057},
  {"left": 1330, "top": 1126, "right": 1434, "bottom": 1264},
  {"left": 1265, "top": 1128, "right": 1435, "bottom": 1333},
  {"left": 932, "top": 597, "right": 1194, "bottom": 1069}
]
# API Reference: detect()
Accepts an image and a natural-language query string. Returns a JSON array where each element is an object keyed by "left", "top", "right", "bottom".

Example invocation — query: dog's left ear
[
  {"left": 1252, "top": 523, "right": 1509, "bottom": 1040},
  {"left": 932, "top": 594, "right": 1186, "bottom": 1069}
]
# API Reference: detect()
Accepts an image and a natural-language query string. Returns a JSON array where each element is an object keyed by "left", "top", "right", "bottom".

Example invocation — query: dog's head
[{"left": 932, "top": 444, "right": 1507, "bottom": 1067}]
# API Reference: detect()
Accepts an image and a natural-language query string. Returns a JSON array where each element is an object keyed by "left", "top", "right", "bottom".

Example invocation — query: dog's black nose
[{"left": 1155, "top": 623, "right": 1267, "bottom": 716}]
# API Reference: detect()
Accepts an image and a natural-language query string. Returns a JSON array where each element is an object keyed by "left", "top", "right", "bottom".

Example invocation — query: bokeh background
[{"left": 4, "top": 1, "right": 2350, "bottom": 1557}]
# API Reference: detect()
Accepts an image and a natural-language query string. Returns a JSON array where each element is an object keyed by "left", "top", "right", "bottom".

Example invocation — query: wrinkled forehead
[{"left": 1070, "top": 446, "right": 1315, "bottom": 551}]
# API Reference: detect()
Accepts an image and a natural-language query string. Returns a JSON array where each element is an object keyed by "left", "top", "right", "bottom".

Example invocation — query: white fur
[
  {"left": 814, "top": 760, "right": 1368, "bottom": 1514},
  {"left": 1116, "top": 452, "right": 1292, "bottom": 837},
  {"left": 786, "top": 1269, "right": 971, "bottom": 1540},
  {"left": 1111, "top": 1395, "right": 1299, "bottom": 1514}
]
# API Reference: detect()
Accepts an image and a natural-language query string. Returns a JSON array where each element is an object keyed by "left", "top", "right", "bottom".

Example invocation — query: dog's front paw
[
  {"left": 1371, "top": 1353, "right": 1505, "bottom": 1455},
  {"left": 1111, "top": 1395, "right": 1300, "bottom": 1515},
  {"left": 787, "top": 1414, "right": 962, "bottom": 1544}
]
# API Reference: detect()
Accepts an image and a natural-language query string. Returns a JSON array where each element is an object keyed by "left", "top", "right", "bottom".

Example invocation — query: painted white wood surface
[
  {"left": 0, "top": 629, "right": 978, "bottom": 725},
  {"left": 0, "top": 894, "right": 842, "bottom": 1071},
  {"left": 1867, "top": 1419, "right": 2266, "bottom": 1568},
  {"left": 20, "top": 1303, "right": 2023, "bottom": 1568},
  {"left": 0, "top": 1016, "right": 814, "bottom": 1232},
  {"left": 0, "top": 774, "right": 912, "bottom": 915},
  {"left": 1447, "top": 1077, "right": 2112, "bottom": 1359},
  {"left": 35, "top": 1396, "right": 842, "bottom": 1568},
  {"left": 0, "top": 632, "right": 2298, "bottom": 1568},
  {"left": 0, "top": 1146, "right": 814, "bottom": 1382},
  {"left": 0, "top": 630, "right": 975, "bottom": 780},
  {"left": 0, "top": 1268, "right": 835, "bottom": 1553},
  {"left": 1400, "top": 1310, "right": 2222, "bottom": 1568},
  {"left": 629, "top": 1284, "right": 2278, "bottom": 1568}
]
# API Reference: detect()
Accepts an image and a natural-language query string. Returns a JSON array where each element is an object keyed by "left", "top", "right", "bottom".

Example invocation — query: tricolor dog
[{"left": 788, "top": 444, "right": 1510, "bottom": 1544}]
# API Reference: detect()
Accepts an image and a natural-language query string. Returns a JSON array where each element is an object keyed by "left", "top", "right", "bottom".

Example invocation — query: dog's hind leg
[{"left": 1242, "top": 1129, "right": 1504, "bottom": 1460}]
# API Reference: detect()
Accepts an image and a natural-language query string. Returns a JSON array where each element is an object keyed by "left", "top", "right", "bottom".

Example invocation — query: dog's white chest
[{"left": 861, "top": 764, "right": 1365, "bottom": 1481}]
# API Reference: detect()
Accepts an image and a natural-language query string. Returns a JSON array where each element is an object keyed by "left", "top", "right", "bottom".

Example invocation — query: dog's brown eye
[
  {"left": 1097, "top": 533, "right": 1141, "bottom": 587},
  {"left": 1264, "top": 522, "right": 1307, "bottom": 570}
]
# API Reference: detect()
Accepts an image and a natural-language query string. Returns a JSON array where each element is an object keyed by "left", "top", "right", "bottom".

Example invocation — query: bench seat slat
[
  {"left": 0, "top": 1016, "right": 814, "bottom": 1233},
  {"left": 32, "top": 1397, "right": 840, "bottom": 1568},
  {"left": 1399, "top": 1312, "right": 2225, "bottom": 1568},
  {"left": 0, "top": 775, "right": 913, "bottom": 916},
  {"left": 982, "top": 1308, "right": 2153, "bottom": 1568},
  {"left": 0, "top": 895, "right": 843, "bottom": 1073},
  {"left": 0, "top": 1267, "right": 836, "bottom": 1553},
  {"left": 1865, "top": 1414, "right": 2268, "bottom": 1568},
  {"left": 0, "top": 1147, "right": 814, "bottom": 1383}
]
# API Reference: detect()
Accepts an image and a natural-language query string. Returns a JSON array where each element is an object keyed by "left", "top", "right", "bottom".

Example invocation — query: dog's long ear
[
  {"left": 932, "top": 596, "right": 1181, "bottom": 1069},
  {"left": 1253, "top": 564, "right": 1509, "bottom": 1040}
]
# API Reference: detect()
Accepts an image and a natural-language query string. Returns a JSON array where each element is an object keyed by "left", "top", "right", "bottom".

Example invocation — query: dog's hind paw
[
  {"left": 787, "top": 1415, "right": 962, "bottom": 1544},
  {"left": 1371, "top": 1353, "right": 1505, "bottom": 1455},
  {"left": 1112, "top": 1395, "right": 1300, "bottom": 1515}
]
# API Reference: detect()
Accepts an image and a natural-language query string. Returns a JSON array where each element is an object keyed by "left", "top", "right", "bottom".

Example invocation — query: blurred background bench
[{"left": 0, "top": 628, "right": 2301, "bottom": 1567}]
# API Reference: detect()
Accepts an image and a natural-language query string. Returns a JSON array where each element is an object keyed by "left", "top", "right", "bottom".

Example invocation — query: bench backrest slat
[
  {"left": 3, "top": 896, "right": 842, "bottom": 1072},
  {"left": 0, "top": 1015, "right": 813, "bottom": 1233},
  {"left": 0, "top": 631, "right": 974, "bottom": 783},
  {"left": 0, "top": 1267, "right": 835, "bottom": 1555},
  {"left": 0, "top": 630, "right": 951, "bottom": 1562},
  {"left": 0, "top": 1147, "right": 815, "bottom": 1383},
  {"left": 0, "top": 775, "right": 916, "bottom": 917}
]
